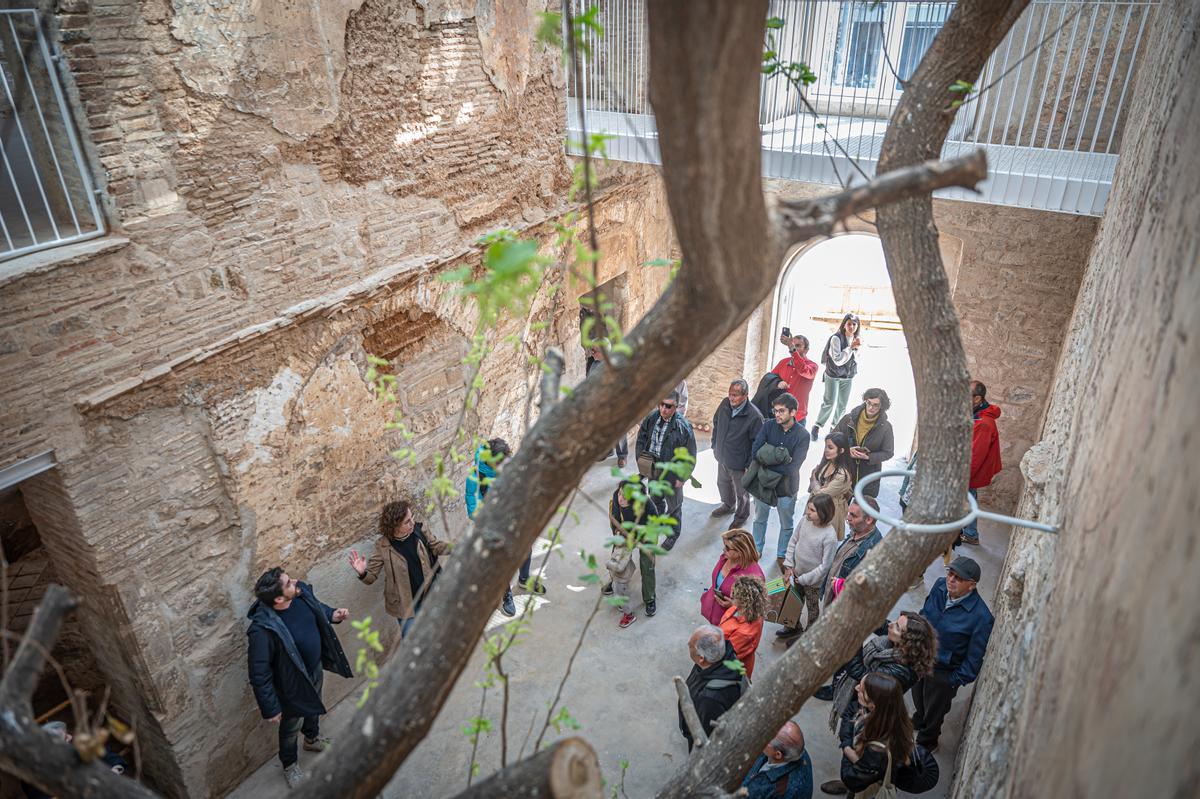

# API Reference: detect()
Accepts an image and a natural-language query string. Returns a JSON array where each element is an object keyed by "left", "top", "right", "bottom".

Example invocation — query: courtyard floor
[{"left": 229, "top": 438, "right": 1009, "bottom": 799}]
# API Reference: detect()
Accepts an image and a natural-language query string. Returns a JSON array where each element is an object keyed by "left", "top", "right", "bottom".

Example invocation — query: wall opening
[
  {"left": 0, "top": 481, "right": 126, "bottom": 748},
  {"left": 578, "top": 273, "right": 629, "bottom": 345},
  {"left": 773, "top": 234, "right": 916, "bottom": 502}
]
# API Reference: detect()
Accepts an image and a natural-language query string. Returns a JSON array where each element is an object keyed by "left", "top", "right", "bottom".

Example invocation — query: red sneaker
[{"left": 618, "top": 612, "right": 637, "bottom": 629}]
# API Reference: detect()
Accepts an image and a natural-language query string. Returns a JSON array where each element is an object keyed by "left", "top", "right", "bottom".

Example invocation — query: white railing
[
  {"left": 0, "top": 9, "right": 104, "bottom": 262},
  {"left": 566, "top": 0, "right": 1158, "bottom": 216}
]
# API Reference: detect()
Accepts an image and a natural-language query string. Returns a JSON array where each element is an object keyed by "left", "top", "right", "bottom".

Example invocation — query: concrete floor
[{"left": 229, "top": 435, "right": 1009, "bottom": 799}]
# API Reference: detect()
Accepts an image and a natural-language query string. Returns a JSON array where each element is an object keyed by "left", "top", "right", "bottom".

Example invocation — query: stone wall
[
  {"left": 0, "top": 1, "right": 675, "bottom": 795},
  {"left": 953, "top": 2, "right": 1200, "bottom": 796}
]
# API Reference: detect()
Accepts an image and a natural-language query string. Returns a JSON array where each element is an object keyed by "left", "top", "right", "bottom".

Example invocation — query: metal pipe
[{"left": 853, "top": 469, "right": 1059, "bottom": 534}]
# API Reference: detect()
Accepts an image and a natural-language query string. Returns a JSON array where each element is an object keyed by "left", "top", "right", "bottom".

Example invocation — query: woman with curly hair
[
  {"left": 348, "top": 500, "right": 449, "bottom": 639},
  {"left": 701, "top": 528, "right": 766, "bottom": 625},
  {"left": 719, "top": 575, "right": 767, "bottom": 678},
  {"left": 822, "top": 612, "right": 938, "bottom": 794}
]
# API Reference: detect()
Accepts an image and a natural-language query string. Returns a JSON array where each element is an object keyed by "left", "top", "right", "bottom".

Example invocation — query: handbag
[
  {"left": 637, "top": 453, "right": 657, "bottom": 479},
  {"left": 856, "top": 742, "right": 897, "bottom": 799}
]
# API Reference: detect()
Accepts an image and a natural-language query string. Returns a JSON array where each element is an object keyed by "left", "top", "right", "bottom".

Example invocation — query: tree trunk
[
  {"left": 450, "top": 737, "right": 602, "bottom": 799},
  {"left": 652, "top": 2, "right": 1029, "bottom": 796}
]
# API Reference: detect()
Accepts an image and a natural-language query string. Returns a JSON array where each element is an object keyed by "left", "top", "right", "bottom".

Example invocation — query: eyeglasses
[
  {"left": 772, "top": 407, "right": 790, "bottom": 414},
  {"left": 660, "top": 402, "right": 676, "bottom": 409}
]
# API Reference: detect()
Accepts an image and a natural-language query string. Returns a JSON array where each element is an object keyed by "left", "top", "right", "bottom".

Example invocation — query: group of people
[
  {"left": 668, "top": 318, "right": 1002, "bottom": 797},
  {"left": 242, "top": 315, "right": 1005, "bottom": 793},
  {"left": 681, "top": 524, "right": 995, "bottom": 798}
]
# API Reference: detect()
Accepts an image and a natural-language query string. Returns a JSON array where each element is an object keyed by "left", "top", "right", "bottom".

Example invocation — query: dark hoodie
[
  {"left": 247, "top": 581, "right": 353, "bottom": 720},
  {"left": 680, "top": 639, "right": 745, "bottom": 749}
]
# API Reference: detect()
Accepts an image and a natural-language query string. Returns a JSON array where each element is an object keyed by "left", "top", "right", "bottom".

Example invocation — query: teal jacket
[{"left": 465, "top": 444, "right": 496, "bottom": 518}]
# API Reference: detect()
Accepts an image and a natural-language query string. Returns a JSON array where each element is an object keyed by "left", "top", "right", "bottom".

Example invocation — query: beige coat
[
  {"left": 810, "top": 465, "right": 852, "bottom": 541},
  {"left": 359, "top": 527, "right": 449, "bottom": 620}
]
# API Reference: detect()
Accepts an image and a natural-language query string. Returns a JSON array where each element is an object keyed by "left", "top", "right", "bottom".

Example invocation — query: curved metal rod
[{"left": 852, "top": 468, "right": 1058, "bottom": 534}]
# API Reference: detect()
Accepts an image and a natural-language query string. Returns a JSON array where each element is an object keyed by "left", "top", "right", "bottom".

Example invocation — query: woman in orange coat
[{"left": 720, "top": 575, "right": 767, "bottom": 678}]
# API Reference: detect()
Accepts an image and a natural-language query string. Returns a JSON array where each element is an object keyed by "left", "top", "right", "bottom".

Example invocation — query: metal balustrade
[
  {"left": 0, "top": 9, "right": 104, "bottom": 262},
  {"left": 566, "top": 0, "right": 1158, "bottom": 217}
]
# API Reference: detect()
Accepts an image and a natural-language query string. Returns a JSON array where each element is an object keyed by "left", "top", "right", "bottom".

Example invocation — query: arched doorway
[{"left": 772, "top": 234, "right": 916, "bottom": 506}]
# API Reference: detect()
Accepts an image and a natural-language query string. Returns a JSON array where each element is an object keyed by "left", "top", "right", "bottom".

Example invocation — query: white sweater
[{"left": 783, "top": 517, "right": 839, "bottom": 586}]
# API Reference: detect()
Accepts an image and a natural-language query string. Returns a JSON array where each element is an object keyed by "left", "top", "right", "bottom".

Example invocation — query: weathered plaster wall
[
  {"left": 0, "top": 1, "right": 674, "bottom": 795},
  {"left": 953, "top": 2, "right": 1200, "bottom": 796},
  {"left": 61, "top": 179, "right": 670, "bottom": 795}
]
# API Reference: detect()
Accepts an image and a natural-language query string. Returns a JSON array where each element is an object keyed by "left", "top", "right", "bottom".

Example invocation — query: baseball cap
[{"left": 947, "top": 556, "right": 981, "bottom": 583}]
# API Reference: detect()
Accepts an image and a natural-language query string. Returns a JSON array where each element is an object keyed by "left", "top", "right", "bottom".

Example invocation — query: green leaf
[
  {"left": 766, "top": 16, "right": 786, "bottom": 29},
  {"left": 723, "top": 658, "right": 746, "bottom": 676}
]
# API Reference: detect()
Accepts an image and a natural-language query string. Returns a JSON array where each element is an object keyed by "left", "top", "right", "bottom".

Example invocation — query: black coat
[
  {"left": 636, "top": 409, "right": 697, "bottom": 472},
  {"left": 832, "top": 404, "right": 895, "bottom": 497},
  {"left": 247, "top": 581, "right": 353, "bottom": 719},
  {"left": 841, "top": 741, "right": 939, "bottom": 795},
  {"left": 751, "top": 372, "right": 786, "bottom": 420},
  {"left": 680, "top": 640, "right": 744, "bottom": 749},
  {"left": 712, "top": 398, "right": 765, "bottom": 471}
]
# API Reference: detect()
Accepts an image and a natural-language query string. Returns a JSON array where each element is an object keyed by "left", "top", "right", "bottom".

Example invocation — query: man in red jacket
[
  {"left": 963, "top": 380, "right": 1002, "bottom": 545},
  {"left": 771, "top": 335, "right": 819, "bottom": 427}
]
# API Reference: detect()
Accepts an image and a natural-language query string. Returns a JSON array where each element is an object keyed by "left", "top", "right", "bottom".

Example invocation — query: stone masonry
[
  {"left": 0, "top": 1, "right": 673, "bottom": 796},
  {"left": 952, "top": 1, "right": 1200, "bottom": 795},
  {"left": 0, "top": 0, "right": 1115, "bottom": 796}
]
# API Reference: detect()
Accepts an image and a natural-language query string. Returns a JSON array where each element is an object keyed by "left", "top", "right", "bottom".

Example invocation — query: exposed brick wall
[{"left": 0, "top": 2, "right": 674, "bottom": 794}]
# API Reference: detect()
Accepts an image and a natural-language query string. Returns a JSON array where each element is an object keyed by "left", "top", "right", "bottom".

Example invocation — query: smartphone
[{"left": 781, "top": 326, "right": 791, "bottom": 337}]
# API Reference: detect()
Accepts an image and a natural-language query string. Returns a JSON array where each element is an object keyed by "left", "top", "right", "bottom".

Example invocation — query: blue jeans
[
  {"left": 752, "top": 494, "right": 797, "bottom": 560},
  {"left": 400, "top": 601, "right": 423, "bottom": 639},
  {"left": 278, "top": 669, "right": 323, "bottom": 766},
  {"left": 962, "top": 488, "right": 979, "bottom": 541}
]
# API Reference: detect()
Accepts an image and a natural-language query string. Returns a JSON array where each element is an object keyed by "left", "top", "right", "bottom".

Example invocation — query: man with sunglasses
[{"left": 636, "top": 389, "right": 697, "bottom": 553}]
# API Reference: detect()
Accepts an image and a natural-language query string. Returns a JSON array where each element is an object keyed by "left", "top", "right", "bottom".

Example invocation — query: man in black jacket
[
  {"left": 832, "top": 388, "right": 895, "bottom": 498},
  {"left": 247, "top": 568, "right": 353, "bottom": 788},
  {"left": 636, "top": 390, "right": 697, "bottom": 551},
  {"left": 711, "top": 379, "right": 765, "bottom": 528},
  {"left": 680, "top": 625, "right": 744, "bottom": 751}
]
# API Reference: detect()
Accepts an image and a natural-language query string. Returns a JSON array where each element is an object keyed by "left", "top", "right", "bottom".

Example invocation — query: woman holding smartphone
[
  {"left": 701, "top": 528, "right": 765, "bottom": 625},
  {"left": 811, "top": 314, "right": 861, "bottom": 442}
]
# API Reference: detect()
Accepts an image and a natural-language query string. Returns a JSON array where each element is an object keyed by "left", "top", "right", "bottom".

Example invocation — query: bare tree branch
[
  {"left": 0, "top": 584, "right": 74, "bottom": 706},
  {"left": 674, "top": 676, "right": 707, "bottom": 749},
  {"left": 539, "top": 347, "right": 566, "bottom": 413},
  {"left": 451, "top": 737, "right": 602, "bottom": 799},
  {"left": 772, "top": 150, "right": 988, "bottom": 250},
  {"left": 0, "top": 586, "right": 159, "bottom": 799}
]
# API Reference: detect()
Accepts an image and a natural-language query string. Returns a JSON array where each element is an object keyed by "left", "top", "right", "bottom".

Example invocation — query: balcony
[{"left": 566, "top": 0, "right": 1158, "bottom": 217}]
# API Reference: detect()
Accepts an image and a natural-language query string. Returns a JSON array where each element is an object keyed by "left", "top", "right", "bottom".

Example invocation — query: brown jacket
[{"left": 359, "top": 525, "right": 449, "bottom": 620}]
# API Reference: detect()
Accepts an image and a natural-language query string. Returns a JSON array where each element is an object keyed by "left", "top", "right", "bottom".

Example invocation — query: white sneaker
[{"left": 283, "top": 763, "right": 306, "bottom": 789}]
